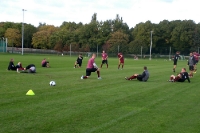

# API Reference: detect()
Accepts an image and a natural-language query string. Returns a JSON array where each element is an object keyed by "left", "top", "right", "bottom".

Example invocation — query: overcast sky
[{"left": 0, "top": 0, "right": 199, "bottom": 28}]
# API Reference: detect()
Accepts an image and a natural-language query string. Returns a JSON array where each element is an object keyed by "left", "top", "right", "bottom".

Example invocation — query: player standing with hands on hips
[
  {"left": 81, "top": 53, "right": 101, "bottom": 79},
  {"left": 100, "top": 50, "right": 108, "bottom": 68}
]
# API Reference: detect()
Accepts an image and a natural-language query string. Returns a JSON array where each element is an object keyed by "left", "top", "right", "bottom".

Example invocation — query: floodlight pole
[
  {"left": 169, "top": 46, "right": 171, "bottom": 60},
  {"left": 117, "top": 45, "right": 119, "bottom": 53},
  {"left": 96, "top": 25, "right": 99, "bottom": 58},
  {"left": 22, "top": 9, "right": 27, "bottom": 55},
  {"left": 150, "top": 31, "right": 153, "bottom": 60}
]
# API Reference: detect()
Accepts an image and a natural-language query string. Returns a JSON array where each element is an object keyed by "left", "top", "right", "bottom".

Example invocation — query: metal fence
[
  {"left": 0, "top": 38, "right": 7, "bottom": 52},
  {"left": 7, "top": 46, "right": 190, "bottom": 60}
]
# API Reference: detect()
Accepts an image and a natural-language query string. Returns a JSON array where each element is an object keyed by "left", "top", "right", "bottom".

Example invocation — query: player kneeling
[
  {"left": 168, "top": 68, "right": 190, "bottom": 83},
  {"left": 81, "top": 53, "right": 101, "bottom": 79},
  {"left": 74, "top": 54, "right": 83, "bottom": 68}
]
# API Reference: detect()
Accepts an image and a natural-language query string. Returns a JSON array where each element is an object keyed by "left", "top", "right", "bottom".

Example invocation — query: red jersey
[
  {"left": 102, "top": 53, "right": 108, "bottom": 60},
  {"left": 118, "top": 53, "right": 124, "bottom": 63},
  {"left": 16, "top": 63, "right": 24, "bottom": 70},
  {"left": 87, "top": 58, "right": 95, "bottom": 68},
  {"left": 118, "top": 53, "right": 122, "bottom": 58},
  {"left": 120, "top": 55, "right": 124, "bottom": 61},
  {"left": 41, "top": 60, "right": 46, "bottom": 65},
  {"left": 193, "top": 53, "right": 200, "bottom": 61}
]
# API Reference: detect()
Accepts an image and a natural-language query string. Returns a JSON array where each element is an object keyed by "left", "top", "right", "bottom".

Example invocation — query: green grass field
[{"left": 1, "top": 53, "right": 200, "bottom": 133}]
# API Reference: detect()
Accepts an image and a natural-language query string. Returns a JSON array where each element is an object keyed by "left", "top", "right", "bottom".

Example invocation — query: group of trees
[{"left": 0, "top": 13, "right": 200, "bottom": 55}]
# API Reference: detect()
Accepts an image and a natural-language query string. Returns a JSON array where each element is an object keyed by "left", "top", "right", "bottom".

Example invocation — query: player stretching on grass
[
  {"left": 173, "top": 51, "right": 180, "bottom": 73},
  {"left": 118, "top": 53, "right": 124, "bottom": 70},
  {"left": 125, "top": 66, "right": 149, "bottom": 82},
  {"left": 168, "top": 68, "right": 190, "bottom": 83},
  {"left": 20, "top": 64, "right": 36, "bottom": 73},
  {"left": 100, "top": 50, "right": 108, "bottom": 68},
  {"left": 81, "top": 53, "right": 101, "bottom": 79}
]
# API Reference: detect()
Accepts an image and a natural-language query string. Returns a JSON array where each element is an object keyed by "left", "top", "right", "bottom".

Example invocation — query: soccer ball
[{"left": 49, "top": 81, "right": 56, "bottom": 86}]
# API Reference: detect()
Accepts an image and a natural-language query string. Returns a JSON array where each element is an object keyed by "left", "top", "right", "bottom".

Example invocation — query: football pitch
[{"left": 1, "top": 53, "right": 200, "bottom": 133}]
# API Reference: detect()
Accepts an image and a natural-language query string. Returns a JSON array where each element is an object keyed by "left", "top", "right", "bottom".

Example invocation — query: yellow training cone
[{"left": 26, "top": 90, "right": 35, "bottom": 96}]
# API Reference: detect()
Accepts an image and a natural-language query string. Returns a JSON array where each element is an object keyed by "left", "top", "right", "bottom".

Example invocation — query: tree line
[{"left": 0, "top": 13, "right": 200, "bottom": 55}]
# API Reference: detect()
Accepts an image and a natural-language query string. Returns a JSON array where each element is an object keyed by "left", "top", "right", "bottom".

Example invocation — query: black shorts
[
  {"left": 102, "top": 60, "right": 108, "bottom": 64},
  {"left": 42, "top": 62, "right": 47, "bottom": 67},
  {"left": 137, "top": 75, "right": 143, "bottom": 81},
  {"left": 77, "top": 61, "right": 82, "bottom": 66},
  {"left": 174, "top": 60, "right": 177, "bottom": 65},
  {"left": 177, "top": 78, "right": 185, "bottom": 82},
  {"left": 189, "top": 66, "right": 194, "bottom": 71},
  {"left": 11, "top": 66, "right": 17, "bottom": 70},
  {"left": 86, "top": 68, "right": 97, "bottom": 76}
]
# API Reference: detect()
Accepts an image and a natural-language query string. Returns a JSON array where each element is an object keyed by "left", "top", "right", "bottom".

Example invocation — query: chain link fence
[{"left": 7, "top": 46, "right": 194, "bottom": 60}]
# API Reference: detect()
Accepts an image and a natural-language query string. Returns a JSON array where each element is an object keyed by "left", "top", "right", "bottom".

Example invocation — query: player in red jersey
[
  {"left": 193, "top": 51, "right": 200, "bottom": 73},
  {"left": 16, "top": 62, "right": 24, "bottom": 73},
  {"left": 100, "top": 50, "right": 108, "bottom": 68},
  {"left": 81, "top": 53, "right": 101, "bottom": 79},
  {"left": 118, "top": 53, "right": 124, "bottom": 70}
]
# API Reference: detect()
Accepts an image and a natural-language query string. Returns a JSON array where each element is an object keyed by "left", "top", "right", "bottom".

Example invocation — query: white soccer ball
[{"left": 49, "top": 81, "right": 56, "bottom": 86}]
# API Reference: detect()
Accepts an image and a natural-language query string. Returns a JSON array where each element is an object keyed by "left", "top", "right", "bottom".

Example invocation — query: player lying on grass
[
  {"left": 20, "top": 64, "right": 36, "bottom": 73},
  {"left": 168, "top": 68, "right": 190, "bottom": 83},
  {"left": 81, "top": 53, "right": 101, "bottom": 79},
  {"left": 125, "top": 66, "right": 149, "bottom": 82}
]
